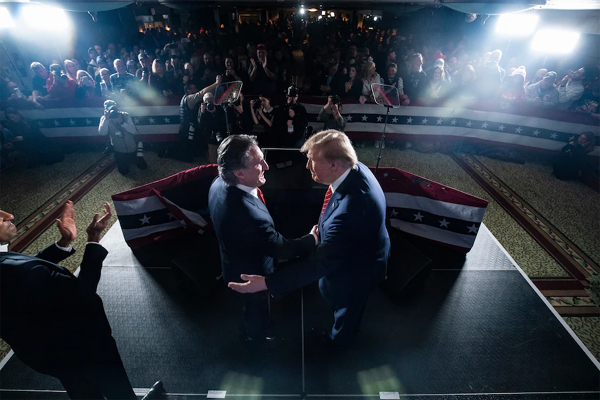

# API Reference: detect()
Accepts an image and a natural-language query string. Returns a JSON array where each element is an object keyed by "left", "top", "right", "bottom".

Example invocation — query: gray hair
[
  {"left": 30, "top": 62, "right": 44, "bottom": 71},
  {"left": 217, "top": 135, "right": 259, "bottom": 186}
]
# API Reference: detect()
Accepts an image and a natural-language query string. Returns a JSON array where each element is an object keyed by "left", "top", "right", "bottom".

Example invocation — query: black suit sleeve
[
  {"left": 243, "top": 214, "right": 315, "bottom": 261},
  {"left": 77, "top": 243, "right": 109, "bottom": 293},
  {"left": 35, "top": 243, "right": 75, "bottom": 264}
]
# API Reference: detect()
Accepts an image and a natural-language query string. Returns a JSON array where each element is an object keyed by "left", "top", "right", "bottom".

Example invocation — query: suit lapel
[{"left": 320, "top": 168, "right": 358, "bottom": 224}]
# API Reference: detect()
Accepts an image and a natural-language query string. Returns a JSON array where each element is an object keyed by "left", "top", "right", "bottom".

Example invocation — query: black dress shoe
[
  {"left": 244, "top": 336, "right": 281, "bottom": 351},
  {"left": 141, "top": 381, "right": 166, "bottom": 400}
]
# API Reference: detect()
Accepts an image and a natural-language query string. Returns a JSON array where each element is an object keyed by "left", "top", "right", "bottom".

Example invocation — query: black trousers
[
  {"left": 235, "top": 291, "right": 270, "bottom": 340},
  {"left": 54, "top": 339, "right": 136, "bottom": 399}
]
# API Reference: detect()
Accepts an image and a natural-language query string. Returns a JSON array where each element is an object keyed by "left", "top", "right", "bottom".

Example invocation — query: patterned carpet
[{"left": 1, "top": 145, "right": 598, "bottom": 362}]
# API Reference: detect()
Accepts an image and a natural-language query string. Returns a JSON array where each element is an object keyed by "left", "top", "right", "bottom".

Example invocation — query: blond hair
[{"left": 301, "top": 129, "right": 357, "bottom": 168}]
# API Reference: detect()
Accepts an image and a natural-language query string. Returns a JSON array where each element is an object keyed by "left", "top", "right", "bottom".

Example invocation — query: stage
[{"left": 0, "top": 220, "right": 598, "bottom": 399}]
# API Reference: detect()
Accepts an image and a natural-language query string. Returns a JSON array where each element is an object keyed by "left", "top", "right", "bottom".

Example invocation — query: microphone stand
[{"left": 375, "top": 104, "right": 391, "bottom": 174}]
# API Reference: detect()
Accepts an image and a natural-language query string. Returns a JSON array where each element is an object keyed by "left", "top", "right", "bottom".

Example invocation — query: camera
[
  {"left": 253, "top": 97, "right": 263, "bottom": 110},
  {"left": 330, "top": 95, "right": 342, "bottom": 106},
  {"left": 108, "top": 107, "right": 122, "bottom": 120},
  {"left": 205, "top": 101, "right": 215, "bottom": 112}
]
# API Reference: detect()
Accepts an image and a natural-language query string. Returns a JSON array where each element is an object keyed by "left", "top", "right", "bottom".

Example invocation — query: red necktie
[
  {"left": 257, "top": 188, "right": 266, "bottom": 205},
  {"left": 320, "top": 185, "right": 333, "bottom": 219}
]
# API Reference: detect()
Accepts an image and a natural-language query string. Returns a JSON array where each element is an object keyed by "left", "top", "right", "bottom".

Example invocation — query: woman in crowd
[
  {"left": 96, "top": 68, "right": 113, "bottom": 96},
  {"left": 75, "top": 70, "right": 97, "bottom": 98},
  {"left": 149, "top": 59, "right": 172, "bottom": 97},
  {"left": 422, "top": 66, "right": 447, "bottom": 103},
  {"left": 342, "top": 65, "right": 363, "bottom": 101},
  {"left": 64, "top": 60, "right": 78, "bottom": 81},
  {"left": 361, "top": 61, "right": 382, "bottom": 103},
  {"left": 451, "top": 65, "right": 478, "bottom": 100},
  {"left": 553, "top": 132, "right": 596, "bottom": 180},
  {"left": 250, "top": 95, "right": 275, "bottom": 147},
  {"left": 497, "top": 72, "right": 526, "bottom": 110}
]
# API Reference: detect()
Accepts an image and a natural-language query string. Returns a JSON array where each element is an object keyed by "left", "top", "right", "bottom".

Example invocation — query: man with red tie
[
  {"left": 208, "top": 135, "right": 318, "bottom": 346},
  {"left": 229, "top": 130, "right": 391, "bottom": 348}
]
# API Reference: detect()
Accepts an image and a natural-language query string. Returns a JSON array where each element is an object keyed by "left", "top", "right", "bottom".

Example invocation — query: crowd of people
[{"left": 0, "top": 17, "right": 597, "bottom": 177}]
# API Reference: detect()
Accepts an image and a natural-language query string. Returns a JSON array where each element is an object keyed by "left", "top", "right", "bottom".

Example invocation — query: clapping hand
[
  {"left": 56, "top": 200, "right": 77, "bottom": 248},
  {"left": 86, "top": 202, "right": 112, "bottom": 243}
]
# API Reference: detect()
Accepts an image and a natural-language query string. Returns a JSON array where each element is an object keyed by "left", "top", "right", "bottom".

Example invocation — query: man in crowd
[
  {"left": 29, "top": 62, "right": 49, "bottom": 106},
  {"left": 402, "top": 53, "right": 427, "bottom": 102},
  {"left": 249, "top": 44, "right": 278, "bottom": 95},
  {"left": 229, "top": 130, "right": 390, "bottom": 349},
  {"left": 0, "top": 201, "right": 165, "bottom": 399},
  {"left": 557, "top": 67, "right": 586, "bottom": 110},
  {"left": 526, "top": 71, "right": 560, "bottom": 109},
  {"left": 110, "top": 59, "right": 136, "bottom": 96},
  {"left": 208, "top": 135, "right": 317, "bottom": 345},
  {"left": 46, "top": 64, "right": 77, "bottom": 102},
  {"left": 86, "top": 47, "right": 99, "bottom": 77},
  {"left": 276, "top": 85, "right": 308, "bottom": 148}
]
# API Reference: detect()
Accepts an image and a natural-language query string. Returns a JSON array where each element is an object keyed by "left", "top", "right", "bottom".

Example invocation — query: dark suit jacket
[
  {"left": 0, "top": 243, "right": 115, "bottom": 376},
  {"left": 266, "top": 162, "right": 391, "bottom": 306},
  {"left": 208, "top": 177, "right": 315, "bottom": 284}
]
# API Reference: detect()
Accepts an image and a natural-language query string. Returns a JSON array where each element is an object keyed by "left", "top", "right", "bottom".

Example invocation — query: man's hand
[
  {"left": 228, "top": 274, "right": 267, "bottom": 293},
  {"left": 261, "top": 57, "right": 268, "bottom": 69},
  {"left": 250, "top": 58, "right": 257, "bottom": 68},
  {"left": 310, "top": 224, "right": 319, "bottom": 244},
  {"left": 86, "top": 202, "right": 112, "bottom": 243},
  {"left": 56, "top": 200, "right": 77, "bottom": 248},
  {"left": 288, "top": 109, "right": 295, "bottom": 118}
]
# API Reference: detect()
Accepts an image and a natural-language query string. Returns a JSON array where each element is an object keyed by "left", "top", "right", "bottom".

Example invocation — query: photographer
[
  {"left": 318, "top": 95, "right": 346, "bottom": 132},
  {"left": 199, "top": 92, "right": 226, "bottom": 164},
  {"left": 98, "top": 101, "right": 147, "bottom": 175},
  {"left": 166, "top": 76, "right": 222, "bottom": 162},
  {"left": 250, "top": 94, "right": 275, "bottom": 147},
  {"left": 46, "top": 64, "right": 77, "bottom": 102},
  {"left": 276, "top": 86, "right": 308, "bottom": 148},
  {"left": 227, "top": 92, "right": 252, "bottom": 135}
]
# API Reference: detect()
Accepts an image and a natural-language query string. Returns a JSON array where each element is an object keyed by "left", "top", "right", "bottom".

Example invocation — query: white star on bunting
[
  {"left": 38, "top": 121, "right": 44, "bottom": 127},
  {"left": 85, "top": 119, "right": 92, "bottom": 125},
  {"left": 515, "top": 127, "right": 523, "bottom": 134},
  {"left": 481, "top": 122, "right": 488, "bottom": 129},
  {"left": 450, "top": 119, "right": 457, "bottom": 125},
  {"left": 361, "top": 115, "right": 368, "bottom": 122},
  {"left": 406, "top": 117, "right": 413, "bottom": 124},
  {"left": 421, "top": 118, "right": 428, "bottom": 124},
  {"left": 413, "top": 212, "right": 424, "bottom": 222},
  {"left": 148, "top": 118, "right": 155, "bottom": 124},
  {"left": 498, "top": 125, "right": 505, "bottom": 131},
  {"left": 390, "top": 209, "right": 398, "bottom": 217},
  {"left": 569, "top": 135, "right": 575, "bottom": 141},
  {"left": 163, "top": 117, "right": 171, "bottom": 123},
  {"left": 376, "top": 116, "right": 383, "bottom": 122},
  {"left": 550, "top": 133, "right": 558, "bottom": 139},
  {"left": 139, "top": 215, "right": 151, "bottom": 225},
  {"left": 466, "top": 121, "right": 473, "bottom": 127},
  {"left": 391, "top": 117, "right": 398, "bottom": 123},
  {"left": 467, "top": 224, "right": 479, "bottom": 234},
  {"left": 439, "top": 219, "right": 450, "bottom": 228},
  {"left": 54, "top": 120, "right": 60, "bottom": 126},
  {"left": 134, "top": 118, "right": 140, "bottom": 124},
  {"left": 167, "top": 212, "right": 175, "bottom": 220},
  {"left": 436, "top": 118, "right": 443, "bottom": 125},
  {"left": 532, "top": 130, "right": 539, "bottom": 136},
  {"left": 69, "top": 119, "right": 76, "bottom": 126},
  {"left": 346, "top": 115, "right": 353, "bottom": 122}
]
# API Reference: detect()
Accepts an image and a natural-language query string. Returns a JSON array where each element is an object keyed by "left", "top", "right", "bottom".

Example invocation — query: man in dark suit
[
  {"left": 0, "top": 201, "right": 164, "bottom": 399},
  {"left": 208, "top": 135, "right": 318, "bottom": 344},
  {"left": 229, "top": 130, "right": 391, "bottom": 347}
]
